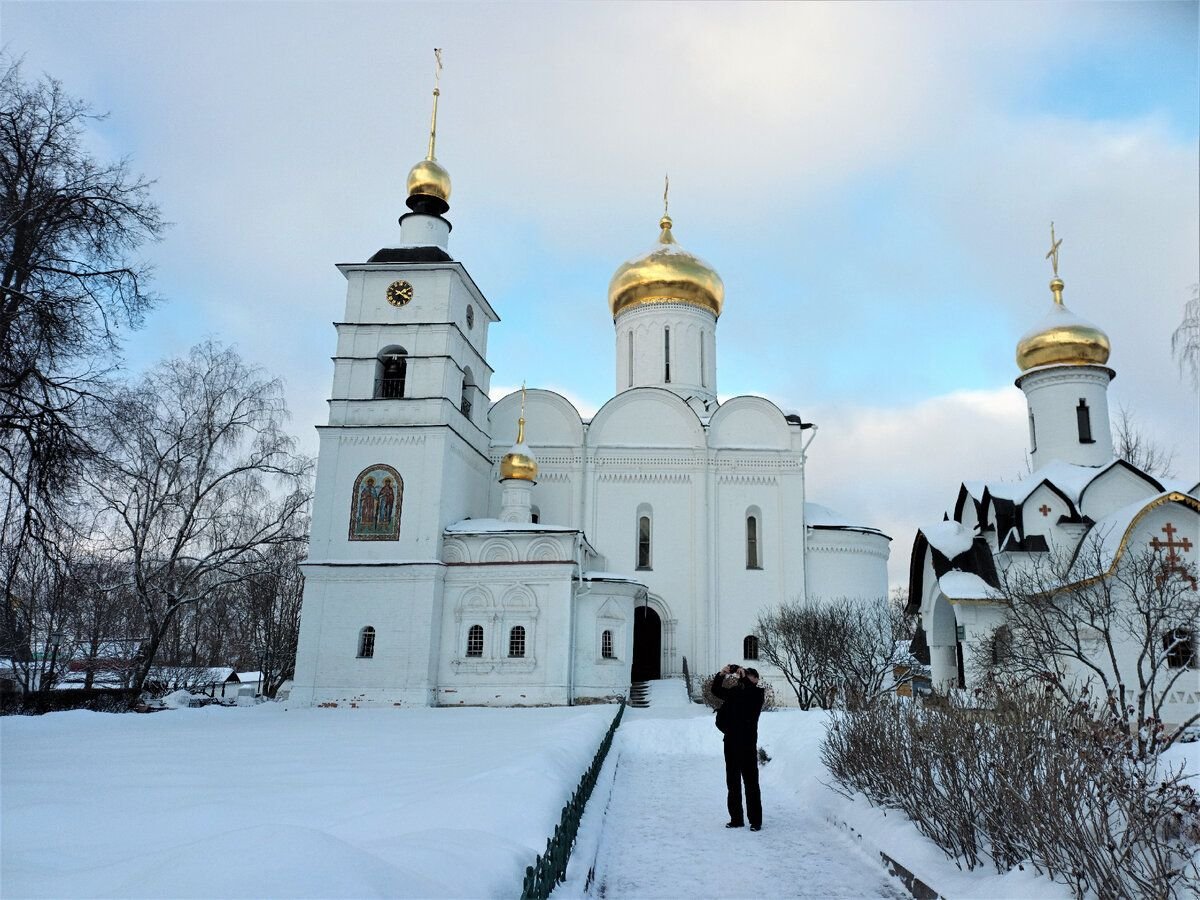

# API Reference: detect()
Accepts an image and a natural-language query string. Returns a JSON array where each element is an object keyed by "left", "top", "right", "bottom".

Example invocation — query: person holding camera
[{"left": 711, "top": 663, "right": 764, "bottom": 831}]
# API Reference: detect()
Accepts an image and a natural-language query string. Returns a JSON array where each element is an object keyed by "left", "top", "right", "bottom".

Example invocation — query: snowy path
[{"left": 581, "top": 682, "right": 905, "bottom": 900}]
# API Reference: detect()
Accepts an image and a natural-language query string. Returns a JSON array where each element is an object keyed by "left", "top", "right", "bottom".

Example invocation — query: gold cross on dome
[
  {"left": 1045, "top": 221, "right": 1063, "bottom": 277},
  {"left": 663, "top": 174, "right": 670, "bottom": 218}
]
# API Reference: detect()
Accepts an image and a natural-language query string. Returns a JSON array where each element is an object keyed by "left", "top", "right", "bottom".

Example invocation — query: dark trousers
[{"left": 723, "top": 736, "right": 761, "bottom": 827}]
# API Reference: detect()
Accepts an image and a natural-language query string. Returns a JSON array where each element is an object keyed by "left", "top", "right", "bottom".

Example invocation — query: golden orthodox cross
[{"left": 1045, "top": 221, "right": 1063, "bottom": 277}]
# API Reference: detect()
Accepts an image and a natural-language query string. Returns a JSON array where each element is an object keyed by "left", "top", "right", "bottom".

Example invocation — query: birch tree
[{"left": 87, "top": 341, "right": 311, "bottom": 699}]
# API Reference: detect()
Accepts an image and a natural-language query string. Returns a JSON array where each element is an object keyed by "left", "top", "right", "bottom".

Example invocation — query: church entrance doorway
[{"left": 631, "top": 606, "right": 661, "bottom": 681}]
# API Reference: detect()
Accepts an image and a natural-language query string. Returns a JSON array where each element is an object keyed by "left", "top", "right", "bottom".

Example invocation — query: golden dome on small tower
[
  {"left": 608, "top": 214, "right": 725, "bottom": 319},
  {"left": 405, "top": 49, "right": 452, "bottom": 210},
  {"left": 1016, "top": 224, "right": 1111, "bottom": 371},
  {"left": 499, "top": 400, "right": 538, "bottom": 482},
  {"left": 1016, "top": 277, "right": 1111, "bottom": 371},
  {"left": 406, "top": 158, "right": 451, "bottom": 203}
]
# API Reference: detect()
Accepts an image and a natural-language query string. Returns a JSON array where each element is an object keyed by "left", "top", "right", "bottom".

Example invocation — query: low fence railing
[{"left": 519, "top": 699, "right": 625, "bottom": 900}]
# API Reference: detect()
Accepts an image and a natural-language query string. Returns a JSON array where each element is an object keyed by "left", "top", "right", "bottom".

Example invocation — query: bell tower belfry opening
[{"left": 631, "top": 606, "right": 662, "bottom": 681}]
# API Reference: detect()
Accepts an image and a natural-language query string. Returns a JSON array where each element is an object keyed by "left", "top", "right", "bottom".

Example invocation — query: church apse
[{"left": 348, "top": 464, "right": 403, "bottom": 541}]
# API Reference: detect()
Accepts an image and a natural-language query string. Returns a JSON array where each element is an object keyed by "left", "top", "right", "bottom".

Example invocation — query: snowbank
[{"left": 0, "top": 703, "right": 616, "bottom": 898}]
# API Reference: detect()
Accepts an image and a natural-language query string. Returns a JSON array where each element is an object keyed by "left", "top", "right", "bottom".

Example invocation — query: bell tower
[
  {"left": 1015, "top": 225, "right": 1114, "bottom": 470},
  {"left": 292, "top": 51, "right": 500, "bottom": 707}
]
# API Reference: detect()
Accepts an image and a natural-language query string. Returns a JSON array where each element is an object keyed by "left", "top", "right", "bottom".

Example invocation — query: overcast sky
[{"left": 4, "top": 1, "right": 1197, "bottom": 586}]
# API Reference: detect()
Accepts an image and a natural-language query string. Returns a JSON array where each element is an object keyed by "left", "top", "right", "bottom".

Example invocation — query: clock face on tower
[{"left": 386, "top": 280, "right": 414, "bottom": 307}]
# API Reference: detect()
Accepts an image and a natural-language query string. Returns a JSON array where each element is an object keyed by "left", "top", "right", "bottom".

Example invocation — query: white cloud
[{"left": 798, "top": 387, "right": 1030, "bottom": 589}]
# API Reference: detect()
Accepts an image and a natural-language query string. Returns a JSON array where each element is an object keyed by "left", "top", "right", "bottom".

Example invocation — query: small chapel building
[
  {"left": 289, "top": 82, "right": 889, "bottom": 708},
  {"left": 906, "top": 244, "right": 1200, "bottom": 727}
]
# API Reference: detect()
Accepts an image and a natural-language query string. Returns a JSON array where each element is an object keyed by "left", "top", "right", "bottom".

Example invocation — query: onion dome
[
  {"left": 407, "top": 158, "right": 451, "bottom": 205},
  {"left": 405, "top": 50, "right": 451, "bottom": 216},
  {"left": 1016, "top": 277, "right": 1111, "bottom": 371},
  {"left": 499, "top": 414, "right": 538, "bottom": 482},
  {"left": 608, "top": 215, "right": 724, "bottom": 319}
]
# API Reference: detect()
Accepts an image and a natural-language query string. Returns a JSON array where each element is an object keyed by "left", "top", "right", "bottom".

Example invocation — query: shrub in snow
[
  {"left": 821, "top": 682, "right": 1200, "bottom": 900},
  {"left": 756, "top": 595, "right": 913, "bottom": 710}
]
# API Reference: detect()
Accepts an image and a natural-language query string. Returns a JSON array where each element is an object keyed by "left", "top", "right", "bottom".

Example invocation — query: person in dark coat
[{"left": 711, "top": 664, "right": 765, "bottom": 830}]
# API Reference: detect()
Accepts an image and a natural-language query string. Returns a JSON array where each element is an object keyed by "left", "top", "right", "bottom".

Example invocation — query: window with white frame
[
  {"left": 743, "top": 635, "right": 758, "bottom": 660},
  {"left": 746, "top": 513, "right": 761, "bottom": 569},
  {"left": 637, "top": 514, "right": 651, "bottom": 569},
  {"left": 602, "top": 629, "right": 615, "bottom": 659},
  {"left": 509, "top": 625, "right": 526, "bottom": 658},
  {"left": 358, "top": 626, "right": 376, "bottom": 658},
  {"left": 466, "top": 624, "right": 484, "bottom": 657}
]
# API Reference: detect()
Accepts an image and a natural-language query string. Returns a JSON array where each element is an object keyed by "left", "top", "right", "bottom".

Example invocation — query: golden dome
[
  {"left": 608, "top": 215, "right": 724, "bottom": 319},
  {"left": 406, "top": 157, "right": 451, "bottom": 203},
  {"left": 499, "top": 416, "right": 538, "bottom": 482},
  {"left": 1016, "top": 278, "right": 1111, "bottom": 371}
]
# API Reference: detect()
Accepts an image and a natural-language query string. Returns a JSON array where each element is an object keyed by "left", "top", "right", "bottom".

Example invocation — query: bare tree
[
  {"left": 756, "top": 595, "right": 912, "bottom": 709},
  {"left": 981, "top": 538, "right": 1200, "bottom": 755},
  {"left": 235, "top": 537, "right": 307, "bottom": 697},
  {"left": 1172, "top": 283, "right": 1200, "bottom": 392},
  {"left": 1113, "top": 404, "right": 1176, "bottom": 479},
  {"left": 0, "top": 58, "right": 164, "bottom": 670},
  {"left": 86, "top": 341, "right": 312, "bottom": 700}
]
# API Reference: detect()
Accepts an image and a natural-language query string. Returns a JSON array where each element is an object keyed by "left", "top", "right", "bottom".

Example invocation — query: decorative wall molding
[
  {"left": 339, "top": 433, "right": 426, "bottom": 447},
  {"left": 718, "top": 473, "right": 779, "bottom": 486},
  {"left": 596, "top": 472, "right": 693, "bottom": 484}
]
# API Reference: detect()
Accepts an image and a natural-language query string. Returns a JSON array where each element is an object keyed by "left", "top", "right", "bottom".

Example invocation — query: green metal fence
[{"left": 519, "top": 699, "right": 625, "bottom": 900}]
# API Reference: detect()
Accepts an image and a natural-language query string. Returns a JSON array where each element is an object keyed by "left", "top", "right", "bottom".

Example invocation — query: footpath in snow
[{"left": 561, "top": 680, "right": 905, "bottom": 900}]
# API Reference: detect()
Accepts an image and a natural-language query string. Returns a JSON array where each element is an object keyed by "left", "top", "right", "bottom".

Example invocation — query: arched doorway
[{"left": 631, "top": 606, "right": 661, "bottom": 681}]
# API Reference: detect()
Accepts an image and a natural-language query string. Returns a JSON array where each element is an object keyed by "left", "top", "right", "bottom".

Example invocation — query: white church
[
  {"left": 290, "top": 84, "right": 889, "bottom": 708},
  {"left": 906, "top": 239, "right": 1200, "bottom": 727}
]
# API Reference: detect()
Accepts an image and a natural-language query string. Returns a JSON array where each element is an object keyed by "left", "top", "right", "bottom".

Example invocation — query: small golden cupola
[
  {"left": 608, "top": 186, "right": 724, "bottom": 319},
  {"left": 405, "top": 48, "right": 452, "bottom": 213},
  {"left": 1016, "top": 223, "right": 1111, "bottom": 371},
  {"left": 499, "top": 387, "right": 538, "bottom": 482}
]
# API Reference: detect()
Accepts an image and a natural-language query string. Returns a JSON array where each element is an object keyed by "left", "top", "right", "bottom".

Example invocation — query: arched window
[
  {"left": 508, "top": 626, "right": 526, "bottom": 658},
  {"left": 1076, "top": 399, "right": 1094, "bottom": 443},
  {"left": 1165, "top": 628, "right": 1196, "bottom": 669},
  {"left": 461, "top": 367, "right": 475, "bottom": 421},
  {"left": 700, "top": 332, "right": 706, "bottom": 388},
  {"left": 1028, "top": 411, "right": 1037, "bottom": 453},
  {"left": 746, "top": 511, "right": 762, "bottom": 569},
  {"left": 357, "top": 626, "right": 376, "bottom": 659},
  {"left": 602, "top": 630, "right": 615, "bottom": 659},
  {"left": 636, "top": 513, "right": 652, "bottom": 569},
  {"left": 466, "top": 624, "right": 484, "bottom": 657},
  {"left": 375, "top": 346, "right": 407, "bottom": 399},
  {"left": 530, "top": 505, "right": 540, "bottom": 525},
  {"left": 743, "top": 635, "right": 758, "bottom": 660},
  {"left": 663, "top": 326, "right": 671, "bottom": 383},
  {"left": 627, "top": 331, "right": 634, "bottom": 388},
  {"left": 466, "top": 304, "right": 475, "bottom": 329}
]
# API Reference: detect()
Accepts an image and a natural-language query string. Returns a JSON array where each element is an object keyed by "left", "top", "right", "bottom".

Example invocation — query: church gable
[
  {"left": 1077, "top": 460, "right": 1164, "bottom": 521},
  {"left": 489, "top": 388, "right": 584, "bottom": 449},
  {"left": 708, "top": 396, "right": 792, "bottom": 450},
  {"left": 588, "top": 388, "right": 705, "bottom": 449}
]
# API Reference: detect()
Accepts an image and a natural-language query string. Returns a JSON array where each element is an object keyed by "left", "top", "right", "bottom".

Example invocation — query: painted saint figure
[{"left": 349, "top": 465, "right": 403, "bottom": 540}]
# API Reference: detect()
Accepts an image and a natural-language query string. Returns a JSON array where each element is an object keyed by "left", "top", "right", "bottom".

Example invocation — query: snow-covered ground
[
  {"left": 0, "top": 703, "right": 616, "bottom": 898},
  {"left": 4, "top": 689, "right": 1194, "bottom": 900},
  {"left": 562, "top": 680, "right": 905, "bottom": 899}
]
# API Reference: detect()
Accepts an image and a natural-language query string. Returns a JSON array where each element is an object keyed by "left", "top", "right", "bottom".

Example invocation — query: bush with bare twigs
[{"left": 821, "top": 682, "right": 1200, "bottom": 899}]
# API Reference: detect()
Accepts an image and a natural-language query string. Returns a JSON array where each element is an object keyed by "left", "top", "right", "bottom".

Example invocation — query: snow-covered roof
[
  {"left": 804, "top": 502, "right": 889, "bottom": 538},
  {"left": 938, "top": 571, "right": 998, "bottom": 600},
  {"left": 920, "top": 520, "right": 975, "bottom": 559},
  {"left": 981, "top": 459, "right": 1111, "bottom": 506},
  {"left": 581, "top": 571, "right": 646, "bottom": 584},
  {"left": 444, "top": 518, "right": 577, "bottom": 534},
  {"left": 1068, "top": 491, "right": 1199, "bottom": 579},
  {"left": 235, "top": 671, "right": 262, "bottom": 683}
]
